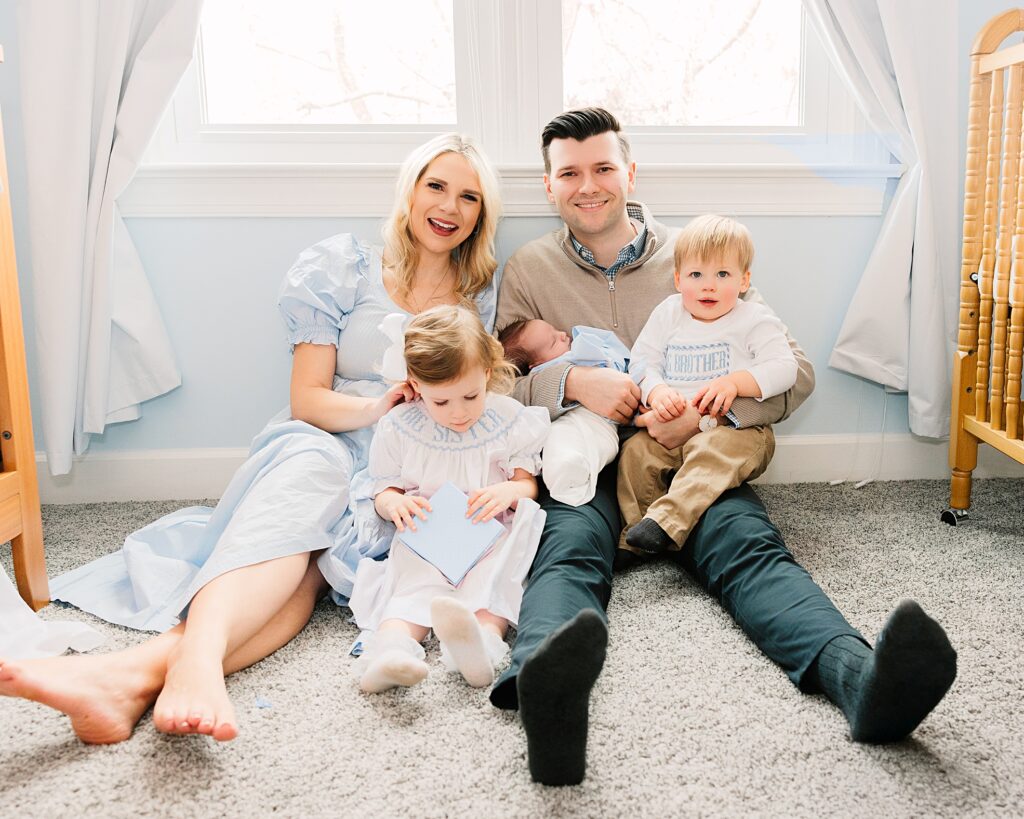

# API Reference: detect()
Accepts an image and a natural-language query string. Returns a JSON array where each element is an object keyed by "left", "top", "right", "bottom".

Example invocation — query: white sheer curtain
[
  {"left": 803, "top": 0, "right": 959, "bottom": 439},
  {"left": 18, "top": 0, "right": 203, "bottom": 475}
]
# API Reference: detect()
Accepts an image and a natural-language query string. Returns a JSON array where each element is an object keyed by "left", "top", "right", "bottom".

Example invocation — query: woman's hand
[
  {"left": 466, "top": 470, "right": 537, "bottom": 522},
  {"left": 375, "top": 489, "right": 432, "bottom": 532},
  {"left": 372, "top": 381, "right": 417, "bottom": 422}
]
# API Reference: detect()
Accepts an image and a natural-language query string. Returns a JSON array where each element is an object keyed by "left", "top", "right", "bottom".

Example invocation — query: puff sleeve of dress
[
  {"left": 499, "top": 404, "right": 551, "bottom": 478},
  {"left": 366, "top": 412, "right": 415, "bottom": 497},
  {"left": 277, "top": 233, "right": 371, "bottom": 348}
]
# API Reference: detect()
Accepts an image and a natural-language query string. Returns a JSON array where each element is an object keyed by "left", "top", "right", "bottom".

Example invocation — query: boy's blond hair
[
  {"left": 404, "top": 305, "right": 518, "bottom": 394},
  {"left": 674, "top": 214, "right": 754, "bottom": 272}
]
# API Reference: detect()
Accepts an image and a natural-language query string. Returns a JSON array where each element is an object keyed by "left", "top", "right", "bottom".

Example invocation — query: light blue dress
[{"left": 49, "top": 234, "right": 498, "bottom": 632}]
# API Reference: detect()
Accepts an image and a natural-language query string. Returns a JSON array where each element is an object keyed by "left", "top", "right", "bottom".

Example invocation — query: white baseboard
[
  {"left": 754, "top": 433, "right": 1024, "bottom": 485},
  {"left": 35, "top": 434, "right": 1024, "bottom": 504},
  {"left": 37, "top": 448, "right": 250, "bottom": 504}
]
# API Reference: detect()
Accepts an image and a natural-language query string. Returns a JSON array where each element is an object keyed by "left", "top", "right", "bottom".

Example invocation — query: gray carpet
[{"left": 1, "top": 479, "right": 1022, "bottom": 818}]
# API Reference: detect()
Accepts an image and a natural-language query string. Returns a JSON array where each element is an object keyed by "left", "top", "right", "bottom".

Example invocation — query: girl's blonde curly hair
[{"left": 404, "top": 306, "right": 518, "bottom": 394}]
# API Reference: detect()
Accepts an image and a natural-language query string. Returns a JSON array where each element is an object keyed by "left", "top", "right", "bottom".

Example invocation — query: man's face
[{"left": 544, "top": 131, "right": 636, "bottom": 242}]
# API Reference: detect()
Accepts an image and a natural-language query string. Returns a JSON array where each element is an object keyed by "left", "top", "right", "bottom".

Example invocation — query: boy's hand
[
  {"left": 694, "top": 377, "right": 739, "bottom": 417},
  {"left": 372, "top": 381, "right": 417, "bottom": 421},
  {"left": 376, "top": 490, "right": 431, "bottom": 532},
  {"left": 466, "top": 481, "right": 521, "bottom": 523},
  {"left": 648, "top": 385, "right": 688, "bottom": 422}
]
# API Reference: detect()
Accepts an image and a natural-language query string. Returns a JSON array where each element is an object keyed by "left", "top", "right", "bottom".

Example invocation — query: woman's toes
[{"left": 212, "top": 718, "right": 238, "bottom": 742}]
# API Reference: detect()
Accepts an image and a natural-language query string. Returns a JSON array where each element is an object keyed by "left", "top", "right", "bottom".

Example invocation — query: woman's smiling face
[{"left": 407, "top": 151, "right": 484, "bottom": 259}]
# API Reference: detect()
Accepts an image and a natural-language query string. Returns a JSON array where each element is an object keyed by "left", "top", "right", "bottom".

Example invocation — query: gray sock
[
  {"left": 625, "top": 518, "right": 675, "bottom": 554},
  {"left": 517, "top": 609, "right": 608, "bottom": 786},
  {"left": 811, "top": 601, "right": 957, "bottom": 743}
]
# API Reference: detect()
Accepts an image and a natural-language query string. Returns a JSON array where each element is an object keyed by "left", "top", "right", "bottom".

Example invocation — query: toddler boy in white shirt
[{"left": 620, "top": 214, "right": 798, "bottom": 555}]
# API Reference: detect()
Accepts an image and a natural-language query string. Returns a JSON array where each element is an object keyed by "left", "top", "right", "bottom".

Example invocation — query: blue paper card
[{"left": 398, "top": 481, "right": 507, "bottom": 586}]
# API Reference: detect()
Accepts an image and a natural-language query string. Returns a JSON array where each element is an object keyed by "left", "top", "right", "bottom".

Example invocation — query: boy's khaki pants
[{"left": 616, "top": 424, "right": 775, "bottom": 550}]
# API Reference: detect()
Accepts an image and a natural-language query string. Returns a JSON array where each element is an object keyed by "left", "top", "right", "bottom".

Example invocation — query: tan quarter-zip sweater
[{"left": 496, "top": 201, "right": 815, "bottom": 428}]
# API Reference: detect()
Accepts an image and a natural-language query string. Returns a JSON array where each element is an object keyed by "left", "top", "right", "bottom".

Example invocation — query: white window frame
[{"left": 124, "top": 0, "right": 901, "bottom": 218}]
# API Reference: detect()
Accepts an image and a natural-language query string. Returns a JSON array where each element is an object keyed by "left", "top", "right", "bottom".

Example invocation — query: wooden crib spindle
[
  {"left": 991, "top": 65, "right": 1023, "bottom": 430},
  {"left": 977, "top": 68, "right": 1004, "bottom": 423}
]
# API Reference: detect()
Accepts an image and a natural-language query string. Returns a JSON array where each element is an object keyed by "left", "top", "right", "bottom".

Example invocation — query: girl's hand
[
  {"left": 693, "top": 377, "right": 739, "bottom": 417},
  {"left": 648, "top": 385, "right": 688, "bottom": 422},
  {"left": 376, "top": 490, "right": 432, "bottom": 532},
  {"left": 466, "top": 481, "right": 522, "bottom": 523},
  {"left": 373, "top": 381, "right": 416, "bottom": 421}
]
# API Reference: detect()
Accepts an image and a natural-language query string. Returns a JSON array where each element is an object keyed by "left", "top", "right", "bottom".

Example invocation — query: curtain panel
[
  {"left": 18, "top": 0, "right": 203, "bottom": 475},
  {"left": 803, "top": 0, "right": 959, "bottom": 439}
]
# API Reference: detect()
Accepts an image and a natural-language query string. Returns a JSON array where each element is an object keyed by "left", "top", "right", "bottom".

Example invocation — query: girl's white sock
[
  {"left": 432, "top": 597, "right": 506, "bottom": 688},
  {"left": 359, "top": 632, "right": 428, "bottom": 694}
]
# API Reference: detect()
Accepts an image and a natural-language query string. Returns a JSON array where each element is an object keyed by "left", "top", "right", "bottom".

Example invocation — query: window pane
[
  {"left": 200, "top": 0, "right": 456, "bottom": 126},
  {"left": 562, "top": 0, "right": 801, "bottom": 127}
]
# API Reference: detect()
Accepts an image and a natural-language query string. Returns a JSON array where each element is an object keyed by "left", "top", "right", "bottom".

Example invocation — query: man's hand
[
  {"left": 647, "top": 385, "right": 688, "bottom": 422},
  {"left": 564, "top": 366, "right": 640, "bottom": 424},
  {"left": 636, "top": 400, "right": 701, "bottom": 449},
  {"left": 693, "top": 376, "right": 740, "bottom": 418}
]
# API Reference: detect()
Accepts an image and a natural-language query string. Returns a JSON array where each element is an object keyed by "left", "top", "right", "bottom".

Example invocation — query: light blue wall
[{"left": 0, "top": 3, "right": 994, "bottom": 454}]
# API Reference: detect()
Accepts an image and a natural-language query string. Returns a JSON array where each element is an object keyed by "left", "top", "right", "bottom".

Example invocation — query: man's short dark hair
[{"left": 541, "top": 107, "right": 632, "bottom": 175}]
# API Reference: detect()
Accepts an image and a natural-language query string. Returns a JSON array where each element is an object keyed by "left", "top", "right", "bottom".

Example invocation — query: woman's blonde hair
[
  {"left": 404, "top": 306, "right": 518, "bottom": 395},
  {"left": 383, "top": 133, "right": 502, "bottom": 308}
]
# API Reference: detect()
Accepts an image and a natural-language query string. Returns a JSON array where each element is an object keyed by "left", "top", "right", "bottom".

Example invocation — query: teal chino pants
[{"left": 489, "top": 465, "right": 864, "bottom": 710}]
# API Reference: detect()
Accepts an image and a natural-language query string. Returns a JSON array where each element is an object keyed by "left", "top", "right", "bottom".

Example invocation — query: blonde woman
[{"left": 0, "top": 134, "right": 502, "bottom": 745}]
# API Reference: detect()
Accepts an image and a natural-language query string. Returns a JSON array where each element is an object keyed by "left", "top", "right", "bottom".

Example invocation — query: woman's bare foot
[
  {"left": 0, "top": 654, "right": 161, "bottom": 744},
  {"left": 153, "top": 649, "right": 238, "bottom": 741}
]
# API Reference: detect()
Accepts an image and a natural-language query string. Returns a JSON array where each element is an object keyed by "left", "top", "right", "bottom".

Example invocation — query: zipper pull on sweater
[{"left": 608, "top": 277, "right": 619, "bottom": 328}]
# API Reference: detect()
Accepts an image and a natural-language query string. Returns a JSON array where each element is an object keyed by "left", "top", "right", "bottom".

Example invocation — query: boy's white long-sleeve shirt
[{"left": 629, "top": 296, "right": 798, "bottom": 406}]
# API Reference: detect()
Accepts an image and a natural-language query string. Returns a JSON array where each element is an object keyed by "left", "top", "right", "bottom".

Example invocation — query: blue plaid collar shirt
[{"left": 569, "top": 203, "right": 649, "bottom": 280}]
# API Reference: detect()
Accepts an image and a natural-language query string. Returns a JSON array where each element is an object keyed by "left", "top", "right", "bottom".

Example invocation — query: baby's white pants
[{"left": 542, "top": 407, "right": 619, "bottom": 507}]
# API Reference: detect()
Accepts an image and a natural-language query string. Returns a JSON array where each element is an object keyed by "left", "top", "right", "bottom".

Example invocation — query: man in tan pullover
[{"left": 489, "top": 108, "right": 957, "bottom": 787}]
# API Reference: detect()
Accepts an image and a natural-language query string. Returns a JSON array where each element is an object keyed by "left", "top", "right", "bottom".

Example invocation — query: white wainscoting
[{"left": 36, "top": 435, "right": 1024, "bottom": 504}]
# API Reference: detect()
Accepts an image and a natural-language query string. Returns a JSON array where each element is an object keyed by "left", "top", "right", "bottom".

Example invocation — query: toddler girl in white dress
[{"left": 348, "top": 305, "right": 550, "bottom": 693}]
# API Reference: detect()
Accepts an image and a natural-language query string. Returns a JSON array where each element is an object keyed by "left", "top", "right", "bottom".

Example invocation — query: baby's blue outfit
[
  {"left": 50, "top": 234, "right": 497, "bottom": 631},
  {"left": 530, "top": 325, "right": 630, "bottom": 374}
]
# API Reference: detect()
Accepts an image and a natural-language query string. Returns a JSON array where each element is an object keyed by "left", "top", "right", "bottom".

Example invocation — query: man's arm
[
  {"left": 729, "top": 286, "right": 815, "bottom": 428},
  {"left": 499, "top": 255, "right": 579, "bottom": 418},
  {"left": 499, "top": 255, "right": 639, "bottom": 421}
]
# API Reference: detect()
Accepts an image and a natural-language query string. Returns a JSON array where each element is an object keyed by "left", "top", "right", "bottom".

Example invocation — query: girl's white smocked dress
[{"left": 348, "top": 393, "right": 550, "bottom": 630}]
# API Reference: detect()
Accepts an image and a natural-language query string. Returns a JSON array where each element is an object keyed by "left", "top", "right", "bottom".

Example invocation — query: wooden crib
[{"left": 946, "top": 9, "right": 1024, "bottom": 524}]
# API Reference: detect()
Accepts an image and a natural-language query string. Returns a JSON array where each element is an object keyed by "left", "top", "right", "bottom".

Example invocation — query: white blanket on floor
[{"left": 0, "top": 567, "right": 105, "bottom": 659}]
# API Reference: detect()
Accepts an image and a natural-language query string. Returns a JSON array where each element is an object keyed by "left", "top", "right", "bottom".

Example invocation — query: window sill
[{"left": 119, "top": 162, "right": 903, "bottom": 219}]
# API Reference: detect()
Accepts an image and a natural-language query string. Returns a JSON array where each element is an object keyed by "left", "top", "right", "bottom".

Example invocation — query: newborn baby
[{"left": 499, "top": 319, "right": 630, "bottom": 506}]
